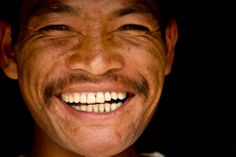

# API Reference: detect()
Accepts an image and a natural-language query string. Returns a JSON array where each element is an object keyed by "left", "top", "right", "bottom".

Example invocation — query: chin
[
  {"left": 53, "top": 125, "right": 136, "bottom": 157},
  {"left": 66, "top": 136, "right": 131, "bottom": 157}
]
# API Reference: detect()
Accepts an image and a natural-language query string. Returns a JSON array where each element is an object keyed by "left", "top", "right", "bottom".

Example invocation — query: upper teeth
[{"left": 61, "top": 91, "right": 127, "bottom": 104}]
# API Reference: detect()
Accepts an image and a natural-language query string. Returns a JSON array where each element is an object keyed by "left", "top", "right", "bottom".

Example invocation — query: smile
[{"left": 61, "top": 91, "right": 128, "bottom": 113}]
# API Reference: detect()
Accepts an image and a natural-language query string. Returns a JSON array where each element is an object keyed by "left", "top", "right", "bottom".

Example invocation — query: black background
[{"left": 0, "top": 1, "right": 235, "bottom": 157}]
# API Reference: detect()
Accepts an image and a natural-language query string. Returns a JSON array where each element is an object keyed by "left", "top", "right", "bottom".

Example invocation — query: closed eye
[
  {"left": 119, "top": 24, "right": 150, "bottom": 32},
  {"left": 38, "top": 25, "right": 69, "bottom": 32}
]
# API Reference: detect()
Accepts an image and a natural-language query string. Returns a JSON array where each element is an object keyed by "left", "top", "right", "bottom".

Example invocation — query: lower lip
[{"left": 55, "top": 96, "right": 134, "bottom": 121}]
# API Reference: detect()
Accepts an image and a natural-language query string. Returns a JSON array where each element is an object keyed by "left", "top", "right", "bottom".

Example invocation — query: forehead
[
  {"left": 21, "top": 0, "right": 158, "bottom": 8},
  {"left": 20, "top": 0, "right": 159, "bottom": 20}
]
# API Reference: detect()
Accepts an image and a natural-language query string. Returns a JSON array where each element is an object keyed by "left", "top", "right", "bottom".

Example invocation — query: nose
[{"left": 66, "top": 35, "right": 124, "bottom": 75}]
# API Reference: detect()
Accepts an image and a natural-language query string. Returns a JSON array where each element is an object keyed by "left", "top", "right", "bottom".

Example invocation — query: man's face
[{"left": 13, "top": 0, "right": 174, "bottom": 156}]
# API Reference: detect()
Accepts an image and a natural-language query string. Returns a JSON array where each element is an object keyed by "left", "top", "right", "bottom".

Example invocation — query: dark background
[{"left": 0, "top": 1, "right": 234, "bottom": 157}]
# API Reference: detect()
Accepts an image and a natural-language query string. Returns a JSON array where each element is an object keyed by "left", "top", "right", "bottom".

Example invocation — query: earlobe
[
  {"left": 0, "top": 20, "right": 18, "bottom": 80},
  {"left": 164, "top": 20, "right": 178, "bottom": 75}
]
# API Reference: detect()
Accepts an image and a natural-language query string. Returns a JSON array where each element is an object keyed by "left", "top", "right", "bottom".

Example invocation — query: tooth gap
[
  {"left": 66, "top": 98, "right": 126, "bottom": 106},
  {"left": 64, "top": 93, "right": 129, "bottom": 106}
]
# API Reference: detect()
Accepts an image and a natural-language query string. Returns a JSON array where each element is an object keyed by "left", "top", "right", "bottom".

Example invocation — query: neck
[{"left": 30, "top": 125, "right": 140, "bottom": 157}]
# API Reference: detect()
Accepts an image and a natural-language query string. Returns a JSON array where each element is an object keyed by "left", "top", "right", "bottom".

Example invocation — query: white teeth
[
  {"left": 117, "top": 92, "right": 127, "bottom": 100},
  {"left": 80, "top": 105, "right": 87, "bottom": 111},
  {"left": 62, "top": 91, "right": 127, "bottom": 104},
  {"left": 62, "top": 91, "right": 127, "bottom": 113},
  {"left": 71, "top": 103, "right": 123, "bottom": 113},
  {"left": 96, "top": 92, "right": 105, "bottom": 103},
  {"left": 80, "top": 93, "right": 87, "bottom": 103},
  {"left": 75, "top": 106, "right": 80, "bottom": 110},
  {"left": 87, "top": 105, "right": 93, "bottom": 112},
  {"left": 117, "top": 102, "right": 122, "bottom": 107},
  {"left": 93, "top": 104, "right": 99, "bottom": 112},
  {"left": 69, "top": 95, "right": 74, "bottom": 103},
  {"left": 73, "top": 93, "right": 80, "bottom": 103},
  {"left": 87, "top": 93, "right": 96, "bottom": 104},
  {"left": 62, "top": 94, "right": 68, "bottom": 102},
  {"left": 111, "top": 92, "right": 117, "bottom": 100},
  {"left": 99, "top": 104, "right": 105, "bottom": 113},
  {"left": 105, "top": 103, "right": 110, "bottom": 112},
  {"left": 104, "top": 92, "right": 111, "bottom": 101},
  {"left": 111, "top": 103, "right": 117, "bottom": 111}
]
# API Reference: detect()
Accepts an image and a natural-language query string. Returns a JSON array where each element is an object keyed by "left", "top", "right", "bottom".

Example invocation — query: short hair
[
  {"left": 0, "top": 1, "right": 22, "bottom": 43},
  {"left": 0, "top": 0, "right": 178, "bottom": 42}
]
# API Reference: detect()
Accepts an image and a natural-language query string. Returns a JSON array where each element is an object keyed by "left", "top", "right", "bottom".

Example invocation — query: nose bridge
[
  {"left": 66, "top": 31, "right": 124, "bottom": 75},
  {"left": 87, "top": 31, "right": 107, "bottom": 55}
]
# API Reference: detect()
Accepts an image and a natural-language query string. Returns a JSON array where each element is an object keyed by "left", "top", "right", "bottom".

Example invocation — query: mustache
[{"left": 44, "top": 71, "right": 149, "bottom": 103}]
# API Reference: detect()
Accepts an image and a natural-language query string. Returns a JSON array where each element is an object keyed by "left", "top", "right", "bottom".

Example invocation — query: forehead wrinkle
[{"left": 28, "top": 3, "right": 80, "bottom": 19}]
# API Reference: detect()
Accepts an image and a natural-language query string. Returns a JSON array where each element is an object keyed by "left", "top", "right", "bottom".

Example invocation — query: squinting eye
[
  {"left": 38, "top": 25, "right": 69, "bottom": 32},
  {"left": 120, "top": 24, "right": 150, "bottom": 32}
]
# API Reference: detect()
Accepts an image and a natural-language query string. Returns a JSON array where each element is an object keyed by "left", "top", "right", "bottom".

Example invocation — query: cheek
[
  {"left": 122, "top": 37, "right": 166, "bottom": 86},
  {"left": 15, "top": 40, "right": 68, "bottom": 122},
  {"left": 17, "top": 47, "right": 51, "bottom": 98},
  {"left": 113, "top": 33, "right": 166, "bottom": 69},
  {"left": 124, "top": 39, "right": 166, "bottom": 127},
  {"left": 16, "top": 36, "right": 73, "bottom": 88}
]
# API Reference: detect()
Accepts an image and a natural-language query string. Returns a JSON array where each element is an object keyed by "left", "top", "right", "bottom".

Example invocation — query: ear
[
  {"left": 164, "top": 19, "right": 178, "bottom": 75},
  {"left": 0, "top": 20, "right": 18, "bottom": 79}
]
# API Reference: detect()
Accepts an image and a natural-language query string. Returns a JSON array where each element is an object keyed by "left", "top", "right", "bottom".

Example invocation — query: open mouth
[{"left": 61, "top": 91, "right": 130, "bottom": 113}]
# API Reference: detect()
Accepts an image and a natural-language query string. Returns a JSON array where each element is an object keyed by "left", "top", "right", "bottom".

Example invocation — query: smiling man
[{"left": 0, "top": 0, "right": 178, "bottom": 156}]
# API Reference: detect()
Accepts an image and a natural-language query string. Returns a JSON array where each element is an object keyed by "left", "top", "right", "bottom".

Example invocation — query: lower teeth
[{"left": 71, "top": 102, "right": 122, "bottom": 113}]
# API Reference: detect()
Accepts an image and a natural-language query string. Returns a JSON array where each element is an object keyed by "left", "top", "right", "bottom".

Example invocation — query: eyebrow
[
  {"left": 111, "top": 4, "right": 158, "bottom": 19},
  {"left": 113, "top": 6, "right": 151, "bottom": 16},
  {"left": 28, "top": 3, "right": 158, "bottom": 20}
]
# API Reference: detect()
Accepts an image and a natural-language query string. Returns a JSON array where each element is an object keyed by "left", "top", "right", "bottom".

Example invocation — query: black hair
[
  {"left": 158, "top": 0, "right": 178, "bottom": 34},
  {"left": 0, "top": 1, "right": 22, "bottom": 43},
  {"left": 0, "top": 0, "right": 178, "bottom": 42}
]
